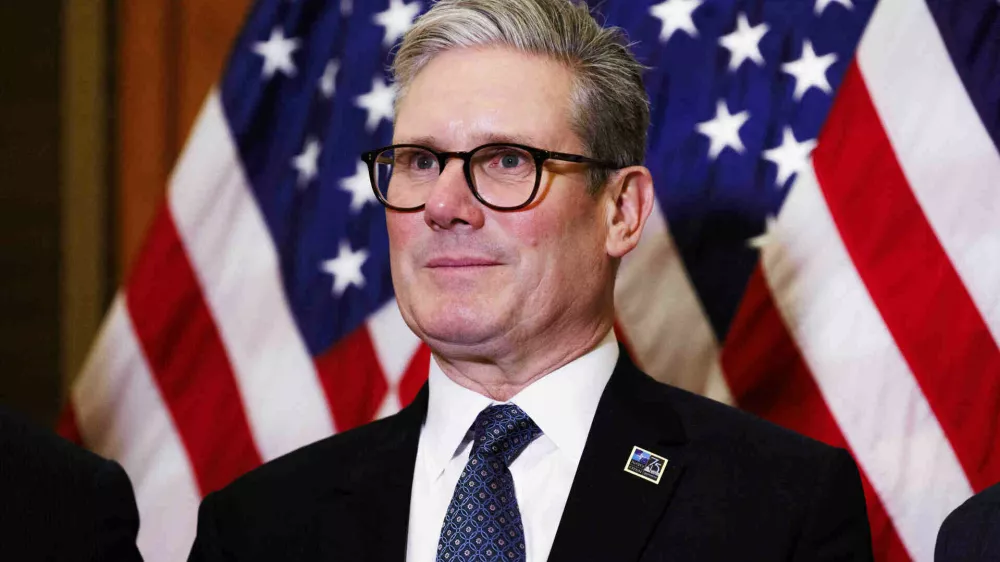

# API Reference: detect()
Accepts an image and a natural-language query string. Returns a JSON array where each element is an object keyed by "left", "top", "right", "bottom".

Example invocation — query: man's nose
[{"left": 423, "top": 159, "right": 486, "bottom": 231}]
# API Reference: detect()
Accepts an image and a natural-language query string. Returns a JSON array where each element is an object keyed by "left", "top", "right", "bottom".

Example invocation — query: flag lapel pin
[{"left": 623, "top": 445, "right": 668, "bottom": 484}]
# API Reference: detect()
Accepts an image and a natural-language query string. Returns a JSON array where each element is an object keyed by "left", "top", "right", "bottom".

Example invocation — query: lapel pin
[{"left": 624, "top": 445, "right": 668, "bottom": 484}]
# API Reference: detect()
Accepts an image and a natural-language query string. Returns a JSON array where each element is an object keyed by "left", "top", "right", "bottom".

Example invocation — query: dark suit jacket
[
  {"left": 189, "top": 352, "right": 873, "bottom": 561},
  {"left": 936, "top": 482, "right": 1000, "bottom": 562},
  {"left": 0, "top": 408, "right": 143, "bottom": 562}
]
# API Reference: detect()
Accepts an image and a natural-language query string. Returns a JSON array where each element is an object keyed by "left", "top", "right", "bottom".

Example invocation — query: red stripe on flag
[
  {"left": 126, "top": 209, "right": 263, "bottom": 496},
  {"left": 314, "top": 325, "right": 388, "bottom": 432},
  {"left": 399, "top": 343, "right": 431, "bottom": 408},
  {"left": 723, "top": 267, "right": 911, "bottom": 562},
  {"left": 56, "top": 402, "right": 83, "bottom": 446},
  {"left": 813, "top": 62, "right": 1000, "bottom": 493}
]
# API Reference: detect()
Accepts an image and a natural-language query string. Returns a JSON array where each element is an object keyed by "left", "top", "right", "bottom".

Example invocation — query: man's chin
[{"left": 410, "top": 311, "right": 507, "bottom": 351}]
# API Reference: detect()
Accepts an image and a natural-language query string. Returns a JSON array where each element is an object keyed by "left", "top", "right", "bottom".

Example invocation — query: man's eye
[
  {"left": 415, "top": 155, "right": 435, "bottom": 170},
  {"left": 499, "top": 153, "right": 523, "bottom": 168}
]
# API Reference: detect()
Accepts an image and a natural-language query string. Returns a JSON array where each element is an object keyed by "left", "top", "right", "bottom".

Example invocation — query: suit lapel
[
  {"left": 335, "top": 385, "right": 428, "bottom": 561},
  {"left": 548, "top": 351, "right": 687, "bottom": 562}
]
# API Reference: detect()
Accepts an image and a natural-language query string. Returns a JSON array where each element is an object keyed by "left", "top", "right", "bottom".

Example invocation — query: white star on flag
[
  {"left": 356, "top": 77, "right": 396, "bottom": 133},
  {"left": 747, "top": 215, "right": 779, "bottom": 250},
  {"left": 719, "top": 13, "right": 769, "bottom": 72},
  {"left": 340, "top": 161, "right": 378, "bottom": 212},
  {"left": 340, "top": 0, "right": 353, "bottom": 16},
  {"left": 319, "top": 60, "right": 339, "bottom": 99},
  {"left": 292, "top": 138, "right": 321, "bottom": 187},
  {"left": 649, "top": 0, "right": 703, "bottom": 43},
  {"left": 763, "top": 127, "right": 817, "bottom": 188},
  {"left": 696, "top": 100, "right": 751, "bottom": 160},
  {"left": 374, "top": 0, "right": 422, "bottom": 49},
  {"left": 782, "top": 40, "right": 838, "bottom": 101},
  {"left": 252, "top": 27, "right": 300, "bottom": 79},
  {"left": 815, "top": 0, "right": 853, "bottom": 15},
  {"left": 321, "top": 241, "right": 369, "bottom": 297}
]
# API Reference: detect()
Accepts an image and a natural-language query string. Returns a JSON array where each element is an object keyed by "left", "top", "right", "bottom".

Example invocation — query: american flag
[{"left": 60, "top": 0, "right": 1000, "bottom": 560}]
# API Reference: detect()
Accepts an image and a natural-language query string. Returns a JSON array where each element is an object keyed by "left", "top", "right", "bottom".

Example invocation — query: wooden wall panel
[
  {"left": 117, "top": 0, "right": 174, "bottom": 280},
  {"left": 116, "top": 0, "right": 251, "bottom": 279},
  {"left": 62, "top": 0, "right": 110, "bottom": 394},
  {"left": 178, "top": 0, "right": 252, "bottom": 146}
]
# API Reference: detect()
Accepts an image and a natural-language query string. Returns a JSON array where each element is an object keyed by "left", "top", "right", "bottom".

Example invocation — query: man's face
[{"left": 388, "top": 47, "right": 615, "bottom": 360}]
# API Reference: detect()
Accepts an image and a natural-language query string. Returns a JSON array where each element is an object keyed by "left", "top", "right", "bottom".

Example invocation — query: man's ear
[{"left": 605, "top": 166, "right": 655, "bottom": 259}]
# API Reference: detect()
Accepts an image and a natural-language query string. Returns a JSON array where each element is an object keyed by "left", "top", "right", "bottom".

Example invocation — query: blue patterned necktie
[{"left": 436, "top": 404, "right": 543, "bottom": 562}]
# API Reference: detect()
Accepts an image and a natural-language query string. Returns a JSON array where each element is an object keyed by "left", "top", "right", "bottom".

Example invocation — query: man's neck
[{"left": 431, "top": 321, "right": 615, "bottom": 401}]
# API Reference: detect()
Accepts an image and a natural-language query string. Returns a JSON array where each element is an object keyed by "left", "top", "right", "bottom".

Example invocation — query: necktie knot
[{"left": 471, "top": 404, "right": 542, "bottom": 466}]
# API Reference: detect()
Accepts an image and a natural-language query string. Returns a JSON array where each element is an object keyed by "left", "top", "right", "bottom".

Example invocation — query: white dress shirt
[{"left": 405, "top": 330, "right": 619, "bottom": 562}]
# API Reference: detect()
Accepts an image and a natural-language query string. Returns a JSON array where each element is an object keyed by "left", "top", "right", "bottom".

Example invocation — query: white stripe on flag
[
  {"left": 168, "top": 91, "right": 336, "bottom": 460},
  {"left": 858, "top": 0, "right": 1000, "bottom": 349},
  {"left": 72, "top": 295, "right": 201, "bottom": 562},
  {"left": 763, "top": 165, "right": 972, "bottom": 562},
  {"left": 615, "top": 200, "right": 732, "bottom": 404}
]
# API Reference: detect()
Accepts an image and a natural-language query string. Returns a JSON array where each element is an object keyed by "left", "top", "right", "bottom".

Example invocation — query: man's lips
[{"left": 424, "top": 256, "right": 502, "bottom": 268}]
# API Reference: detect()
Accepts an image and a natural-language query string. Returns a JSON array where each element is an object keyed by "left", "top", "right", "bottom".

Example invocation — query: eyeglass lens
[{"left": 373, "top": 145, "right": 537, "bottom": 209}]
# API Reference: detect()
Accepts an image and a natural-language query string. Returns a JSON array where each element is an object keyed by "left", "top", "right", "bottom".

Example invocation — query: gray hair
[{"left": 391, "top": 0, "right": 650, "bottom": 192}]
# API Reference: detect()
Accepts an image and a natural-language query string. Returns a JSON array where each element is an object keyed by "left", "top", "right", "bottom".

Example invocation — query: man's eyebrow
[
  {"left": 394, "top": 135, "right": 441, "bottom": 148},
  {"left": 473, "top": 132, "right": 537, "bottom": 146},
  {"left": 393, "top": 133, "right": 539, "bottom": 149}
]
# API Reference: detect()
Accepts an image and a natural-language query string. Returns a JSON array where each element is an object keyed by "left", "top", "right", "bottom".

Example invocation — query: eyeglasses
[{"left": 360, "top": 142, "right": 623, "bottom": 212}]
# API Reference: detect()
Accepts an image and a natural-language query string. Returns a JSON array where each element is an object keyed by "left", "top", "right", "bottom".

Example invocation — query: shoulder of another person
[
  {"left": 0, "top": 407, "right": 115, "bottom": 486},
  {"left": 0, "top": 408, "right": 142, "bottom": 562}
]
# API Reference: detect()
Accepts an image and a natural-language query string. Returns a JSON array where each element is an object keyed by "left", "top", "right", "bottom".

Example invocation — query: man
[
  {"left": 935, "top": 483, "right": 1000, "bottom": 561},
  {"left": 0, "top": 407, "right": 143, "bottom": 561},
  {"left": 188, "top": 0, "right": 874, "bottom": 560}
]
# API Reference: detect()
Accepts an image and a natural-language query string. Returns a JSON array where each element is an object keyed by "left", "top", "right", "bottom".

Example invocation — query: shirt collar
[
  {"left": 422, "top": 330, "right": 619, "bottom": 478},
  {"left": 422, "top": 361, "right": 493, "bottom": 479}
]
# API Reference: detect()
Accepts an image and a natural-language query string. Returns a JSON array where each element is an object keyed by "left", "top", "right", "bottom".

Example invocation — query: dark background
[{"left": 1, "top": 2, "right": 68, "bottom": 425}]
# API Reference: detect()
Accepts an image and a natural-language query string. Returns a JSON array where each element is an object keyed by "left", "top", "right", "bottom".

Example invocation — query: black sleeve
[
  {"left": 792, "top": 448, "right": 875, "bottom": 562},
  {"left": 91, "top": 459, "right": 144, "bottom": 562}
]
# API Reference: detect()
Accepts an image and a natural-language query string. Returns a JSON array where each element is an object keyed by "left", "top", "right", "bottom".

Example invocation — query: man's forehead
[
  {"left": 393, "top": 52, "right": 579, "bottom": 151},
  {"left": 397, "top": 49, "right": 572, "bottom": 108}
]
